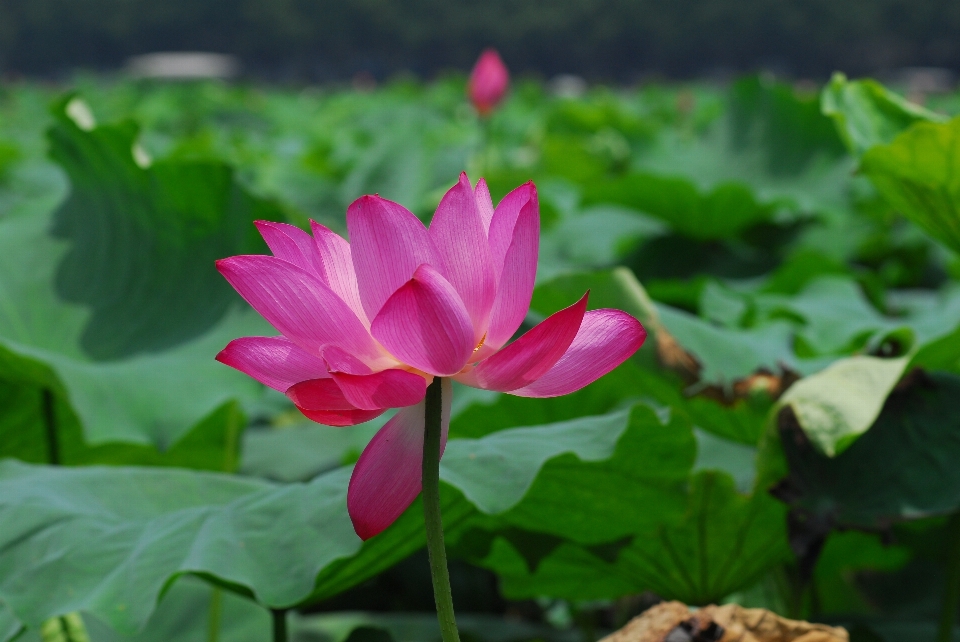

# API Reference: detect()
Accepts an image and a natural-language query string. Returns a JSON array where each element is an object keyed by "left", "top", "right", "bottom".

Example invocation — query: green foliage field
[{"left": 2, "top": 72, "right": 960, "bottom": 641}]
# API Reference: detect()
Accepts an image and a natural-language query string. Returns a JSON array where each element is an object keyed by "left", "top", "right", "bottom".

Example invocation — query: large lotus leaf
[
  {"left": 0, "top": 462, "right": 361, "bottom": 634},
  {"left": 488, "top": 404, "right": 692, "bottom": 544},
  {"left": 483, "top": 472, "right": 788, "bottom": 605},
  {"left": 727, "top": 75, "right": 847, "bottom": 176},
  {"left": 441, "top": 410, "right": 633, "bottom": 515},
  {"left": 460, "top": 406, "right": 785, "bottom": 601},
  {"left": 860, "top": 117, "right": 960, "bottom": 255},
  {"left": 775, "top": 371, "right": 960, "bottom": 531},
  {"left": 457, "top": 401, "right": 788, "bottom": 604},
  {"left": 580, "top": 173, "right": 775, "bottom": 240},
  {"left": 0, "top": 98, "right": 273, "bottom": 453},
  {"left": 82, "top": 577, "right": 269, "bottom": 642},
  {"left": 821, "top": 73, "right": 947, "bottom": 157},
  {"left": 0, "top": 405, "right": 695, "bottom": 633},
  {"left": 46, "top": 96, "right": 269, "bottom": 359}
]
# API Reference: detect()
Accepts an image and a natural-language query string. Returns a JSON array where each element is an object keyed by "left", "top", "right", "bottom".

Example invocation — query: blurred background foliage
[{"left": 2, "top": 70, "right": 960, "bottom": 641}]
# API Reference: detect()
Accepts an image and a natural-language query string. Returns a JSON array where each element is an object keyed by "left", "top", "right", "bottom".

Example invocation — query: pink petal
[
  {"left": 347, "top": 195, "right": 438, "bottom": 321},
  {"left": 481, "top": 191, "right": 540, "bottom": 354},
  {"left": 370, "top": 264, "right": 475, "bottom": 377},
  {"left": 348, "top": 379, "right": 452, "bottom": 540},
  {"left": 321, "top": 345, "right": 374, "bottom": 375},
  {"left": 310, "top": 221, "right": 369, "bottom": 326},
  {"left": 487, "top": 182, "right": 538, "bottom": 277},
  {"left": 428, "top": 173, "right": 496, "bottom": 343},
  {"left": 286, "top": 378, "right": 385, "bottom": 426},
  {"left": 300, "top": 407, "right": 386, "bottom": 427},
  {"left": 287, "top": 377, "right": 355, "bottom": 409},
  {"left": 509, "top": 310, "right": 646, "bottom": 398},
  {"left": 216, "top": 336, "right": 330, "bottom": 391},
  {"left": 255, "top": 221, "right": 324, "bottom": 276},
  {"left": 474, "top": 178, "right": 495, "bottom": 234},
  {"left": 457, "top": 293, "right": 587, "bottom": 392},
  {"left": 330, "top": 369, "right": 427, "bottom": 411},
  {"left": 217, "top": 255, "right": 382, "bottom": 364}
]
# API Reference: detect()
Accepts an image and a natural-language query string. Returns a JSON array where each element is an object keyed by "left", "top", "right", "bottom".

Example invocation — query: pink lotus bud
[{"left": 468, "top": 49, "right": 509, "bottom": 116}]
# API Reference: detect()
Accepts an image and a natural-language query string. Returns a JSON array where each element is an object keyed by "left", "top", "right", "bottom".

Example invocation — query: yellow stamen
[{"left": 473, "top": 333, "right": 487, "bottom": 353}]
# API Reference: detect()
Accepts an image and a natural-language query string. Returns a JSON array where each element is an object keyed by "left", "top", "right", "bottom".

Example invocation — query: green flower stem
[
  {"left": 41, "top": 388, "right": 60, "bottom": 465},
  {"left": 423, "top": 377, "right": 460, "bottom": 642},
  {"left": 271, "top": 609, "right": 288, "bottom": 642},
  {"left": 206, "top": 587, "right": 222, "bottom": 642},
  {"left": 938, "top": 512, "right": 960, "bottom": 642},
  {"left": 208, "top": 403, "right": 241, "bottom": 642}
]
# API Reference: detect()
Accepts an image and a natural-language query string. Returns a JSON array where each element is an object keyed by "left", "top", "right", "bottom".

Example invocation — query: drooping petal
[
  {"left": 348, "top": 379, "right": 452, "bottom": 540},
  {"left": 347, "top": 195, "right": 438, "bottom": 321},
  {"left": 286, "top": 378, "right": 385, "bottom": 426},
  {"left": 475, "top": 178, "right": 495, "bottom": 234},
  {"left": 255, "top": 221, "right": 324, "bottom": 276},
  {"left": 310, "top": 221, "right": 368, "bottom": 326},
  {"left": 428, "top": 173, "right": 496, "bottom": 343},
  {"left": 509, "top": 310, "right": 646, "bottom": 398},
  {"left": 480, "top": 192, "right": 539, "bottom": 355},
  {"left": 216, "top": 336, "right": 330, "bottom": 391},
  {"left": 217, "top": 255, "right": 382, "bottom": 364},
  {"left": 370, "top": 264, "right": 475, "bottom": 377},
  {"left": 330, "top": 369, "right": 427, "bottom": 411},
  {"left": 457, "top": 293, "right": 587, "bottom": 392}
]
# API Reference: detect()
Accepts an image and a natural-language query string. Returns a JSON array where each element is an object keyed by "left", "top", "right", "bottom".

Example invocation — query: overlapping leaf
[
  {"left": 861, "top": 116, "right": 960, "bottom": 255},
  {"left": 0, "top": 97, "right": 276, "bottom": 457},
  {"left": 0, "top": 397, "right": 790, "bottom": 631},
  {"left": 821, "top": 72, "right": 947, "bottom": 157}
]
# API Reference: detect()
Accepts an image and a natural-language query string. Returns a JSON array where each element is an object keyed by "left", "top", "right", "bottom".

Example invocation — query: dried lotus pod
[{"left": 600, "top": 601, "right": 848, "bottom": 642}]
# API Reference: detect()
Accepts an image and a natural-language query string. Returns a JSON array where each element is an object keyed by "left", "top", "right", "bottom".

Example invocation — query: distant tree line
[{"left": 1, "top": 0, "right": 958, "bottom": 80}]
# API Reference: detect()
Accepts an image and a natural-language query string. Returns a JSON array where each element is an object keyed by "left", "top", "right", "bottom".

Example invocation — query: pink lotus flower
[
  {"left": 468, "top": 49, "right": 509, "bottom": 116},
  {"left": 216, "top": 174, "right": 646, "bottom": 539}
]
